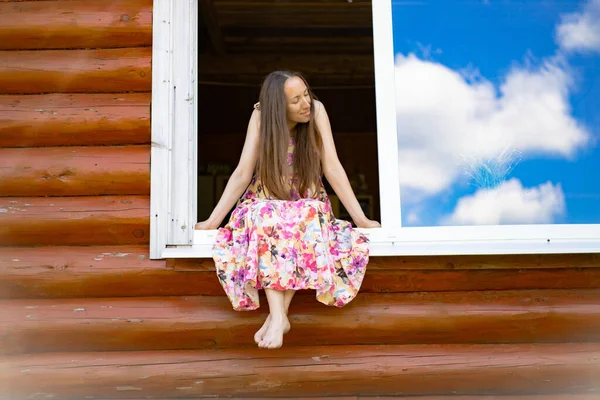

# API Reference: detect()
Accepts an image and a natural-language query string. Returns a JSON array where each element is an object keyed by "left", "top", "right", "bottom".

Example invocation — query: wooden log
[
  {"left": 371, "top": 397, "right": 599, "bottom": 400},
  {"left": 199, "top": 53, "right": 374, "bottom": 87},
  {"left": 4, "top": 245, "right": 600, "bottom": 299},
  {"left": 214, "top": 1, "right": 373, "bottom": 28},
  {"left": 0, "top": 246, "right": 219, "bottom": 299},
  {"left": 169, "top": 252, "right": 600, "bottom": 271},
  {"left": 118, "top": 397, "right": 600, "bottom": 400},
  {"left": 0, "top": 196, "right": 149, "bottom": 246},
  {"left": 362, "top": 268, "right": 600, "bottom": 292},
  {"left": 0, "top": 0, "right": 152, "bottom": 50},
  {"left": 225, "top": 34, "right": 374, "bottom": 55},
  {"left": 367, "top": 253, "right": 600, "bottom": 270},
  {"left": 0, "top": 93, "right": 150, "bottom": 148},
  {"left": 0, "top": 48, "right": 151, "bottom": 94},
  {"left": 3, "top": 289, "right": 600, "bottom": 354},
  {"left": 1, "top": 343, "right": 599, "bottom": 397},
  {"left": 0, "top": 146, "right": 149, "bottom": 197}
]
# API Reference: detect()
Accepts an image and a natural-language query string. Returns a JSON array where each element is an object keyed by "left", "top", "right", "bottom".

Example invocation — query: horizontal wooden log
[
  {"left": 368, "top": 253, "right": 600, "bottom": 270},
  {"left": 0, "top": 0, "right": 152, "bottom": 50},
  {"left": 169, "top": 252, "right": 600, "bottom": 271},
  {"left": 1, "top": 343, "right": 599, "bottom": 397},
  {"left": 0, "top": 146, "right": 149, "bottom": 196},
  {"left": 0, "top": 48, "right": 151, "bottom": 94},
  {"left": 199, "top": 53, "right": 374, "bottom": 87},
  {"left": 0, "top": 246, "right": 211, "bottom": 299},
  {"left": 215, "top": 1, "right": 372, "bottom": 29},
  {"left": 2, "top": 289, "right": 600, "bottom": 354},
  {"left": 0, "top": 196, "right": 149, "bottom": 246},
  {"left": 116, "top": 397, "right": 600, "bottom": 400},
  {"left": 4, "top": 246, "right": 600, "bottom": 298},
  {"left": 225, "top": 34, "right": 374, "bottom": 54},
  {"left": 0, "top": 93, "right": 150, "bottom": 147}
]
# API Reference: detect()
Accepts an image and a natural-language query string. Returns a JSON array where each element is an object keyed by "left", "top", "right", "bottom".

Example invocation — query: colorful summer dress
[{"left": 212, "top": 128, "right": 370, "bottom": 311}]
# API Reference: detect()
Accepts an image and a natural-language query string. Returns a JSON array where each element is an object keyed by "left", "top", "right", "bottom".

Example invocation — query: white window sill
[{"left": 162, "top": 225, "right": 600, "bottom": 258}]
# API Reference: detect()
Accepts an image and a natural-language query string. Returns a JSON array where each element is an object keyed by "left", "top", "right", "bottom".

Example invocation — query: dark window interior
[{"left": 197, "top": 0, "right": 379, "bottom": 226}]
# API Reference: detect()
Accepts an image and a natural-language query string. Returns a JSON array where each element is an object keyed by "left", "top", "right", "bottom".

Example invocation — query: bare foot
[
  {"left": 258, "top": 314, "right": 290, "bottom": 349},
  {"left": 254, "top": 314, "right": 271, "bottom": 344},
  {"left": 255, "top": 314, "right": 291, "bottom": 344}
]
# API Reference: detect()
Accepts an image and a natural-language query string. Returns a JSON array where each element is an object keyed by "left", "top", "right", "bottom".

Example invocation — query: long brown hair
[{"left": 256, "top": 71, "right": 323, "bottom": 200}]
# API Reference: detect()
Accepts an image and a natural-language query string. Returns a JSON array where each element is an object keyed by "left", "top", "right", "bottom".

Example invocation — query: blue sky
[{"left": 391, "top": 0, "right": 600, "bottom": 226}]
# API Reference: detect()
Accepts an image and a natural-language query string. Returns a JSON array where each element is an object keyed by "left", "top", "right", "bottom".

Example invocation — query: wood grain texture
[
  {"left": 1, "top": 343, "right": 599, "bottom": 398},
  {"left": 199, "top": 53, "right": 375, "bottom": 86},
  {"left": 0, "top": 48, "right": 151, "bottom": 94},
  {"left": 0, "top": 0, "right": 152, "bottom": 50},
  {"left": 0, "top": 246, "right": 209, "bottom": 299},
  {"left": 0, "top": 93, "right": 150, "bottom": 147},
  {"left": 114, "top": 397, "right": 600, "bottom": 400},
  {"left": 214, "top": 1, "right": 372, "bottom": 28},
  {"left": 4, "top": 247, "right": 600, "bottom": 298},
  {"left": 2, "top": 289, "right": 600, "bottom": 354},
  {"left": 366, "top": 253, "right": 600, "bottom": 270},
  {"left": 169, "top": 252, "right": 600, "bottom": 271},
  {"left": 361, "top": 268, "right": 600, "bottom": 292},
  {"left": 0, "top": 196, "right": 149, "bottom": 246},
  {"left": 0, "top": 146, "right": 149, "bottom": 196}
]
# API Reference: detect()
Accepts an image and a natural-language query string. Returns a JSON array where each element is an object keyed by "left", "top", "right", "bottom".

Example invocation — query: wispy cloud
[
  {"left": 442, "top": 179, "right": 566, "bottom": 225},
  {"left": 395, "top": 53, "right": 590, "bottom": 201},
  {"left": 556, "top": 0, "right": 600, "bottom": 53},
  {"left": 395, "top": 1, "right": 598, "bottom": 205}
]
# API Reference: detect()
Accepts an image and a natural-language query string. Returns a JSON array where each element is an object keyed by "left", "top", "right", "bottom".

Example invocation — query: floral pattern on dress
[{"left": 212, "top": 134, "right": 370, "bottom": 311}]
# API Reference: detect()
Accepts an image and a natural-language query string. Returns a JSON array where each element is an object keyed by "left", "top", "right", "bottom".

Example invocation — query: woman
[{"left": 195, "top": 70, "right": 380, "bottom": 349}]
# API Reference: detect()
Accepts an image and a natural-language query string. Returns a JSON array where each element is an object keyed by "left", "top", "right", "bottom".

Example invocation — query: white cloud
[
  {"left": 556, "top": 0, "right": 600, "bottom": 53},
  {"left": 406, "top": 209, "right": 420, "bottom": 224},
  {"left": 442, "top": 179, "right": 566, "bottom": 225},
  {"left": 395, "top": 53, "right": 591, "bottom": 201}
]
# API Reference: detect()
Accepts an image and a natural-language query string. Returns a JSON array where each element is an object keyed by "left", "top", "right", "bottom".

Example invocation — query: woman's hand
[
  {"left": 194, "top": 219, "right": 220, "bottom": 230},
  {"left": 355, "top": 218, "right": 381, "bottom": 229}
]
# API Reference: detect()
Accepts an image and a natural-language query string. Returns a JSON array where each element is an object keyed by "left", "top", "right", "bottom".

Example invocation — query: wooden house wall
[
  {"left": 0, "top": 0, "right": 152, "bottom": 247},
  {"left": 0, "top": 1, "right": 599, "bottom": 398}
]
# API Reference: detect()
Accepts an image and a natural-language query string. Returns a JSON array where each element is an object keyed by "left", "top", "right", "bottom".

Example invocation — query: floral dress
[{"left": 212, "top": 133, "right": 370, "bottom": 311}]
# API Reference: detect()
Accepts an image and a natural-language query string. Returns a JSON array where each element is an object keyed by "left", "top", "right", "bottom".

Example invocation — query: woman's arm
[
  {"left": 195, "top": 109, "right": 261, "bottom": 230},
  {"left": 315, "top": 101, "right": 380, "bottom": 228}
]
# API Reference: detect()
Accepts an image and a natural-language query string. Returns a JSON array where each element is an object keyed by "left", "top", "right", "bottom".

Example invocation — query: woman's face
[{"left": 284, "top": 76, "right": 312, "bottom": 125}]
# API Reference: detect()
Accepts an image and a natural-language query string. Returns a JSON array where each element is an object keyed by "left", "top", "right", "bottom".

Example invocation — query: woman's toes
[
  {"left": 258, "top": 314, "right": 288, "bottom": 349},
  {"left": 254, "top": 315, "right": 271, "bottom": 344}
]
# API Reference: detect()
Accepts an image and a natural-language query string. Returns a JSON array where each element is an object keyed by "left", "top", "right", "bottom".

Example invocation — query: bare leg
[
  {"left": 258, "top": 289, "right": 290, "bottom": 349},
  {"left": 284, "top": 289, "right": 296, "bottom": 313},
  {"left": 254, "top": 290, "right": 295, "bottom": 343}
]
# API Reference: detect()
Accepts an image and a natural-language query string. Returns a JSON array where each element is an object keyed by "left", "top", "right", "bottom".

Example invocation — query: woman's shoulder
[
  {"left": 313, "top": 99, "right": 326, "bottom": 119},
  {"left": 251, "top": 102, "right": 261, "bottom": 122}
]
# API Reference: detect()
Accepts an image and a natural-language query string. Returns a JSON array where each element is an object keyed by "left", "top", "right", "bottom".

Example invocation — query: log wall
[
  {"left": 0, "top": 0, "right": 152, "bottom": 247},
  {"left": 0, "top": 1, "right": 599, "bottom": 399}
]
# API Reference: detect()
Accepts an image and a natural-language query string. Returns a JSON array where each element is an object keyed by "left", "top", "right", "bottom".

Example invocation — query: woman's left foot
[{"left": 254, "top": 314, "right": 271, "bottom": 344}]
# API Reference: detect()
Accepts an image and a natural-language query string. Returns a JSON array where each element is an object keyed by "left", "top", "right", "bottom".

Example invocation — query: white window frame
[
  {"left": 152, "top": 0, "right": 600, "bottom": 259},
  {"left": 150, "top": 0, "right": 198, "bottom": 259}
]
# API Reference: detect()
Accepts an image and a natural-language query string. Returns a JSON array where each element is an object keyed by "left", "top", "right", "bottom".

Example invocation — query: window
[{"left": 151, "top": 0, "right": 600, "bottom": 259}]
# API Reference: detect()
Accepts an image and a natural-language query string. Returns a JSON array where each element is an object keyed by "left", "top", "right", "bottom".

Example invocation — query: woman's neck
[
  {"left": 287, "top": 120, "right": 297, "bottom": 130},
  {"left": 288, "top": 124, "right": 298, "bottom": 137}
]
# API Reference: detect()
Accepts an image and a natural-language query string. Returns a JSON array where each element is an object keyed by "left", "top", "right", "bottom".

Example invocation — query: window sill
[{"left": 161, "top": 225, "right": 600, "bottom": 258}]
